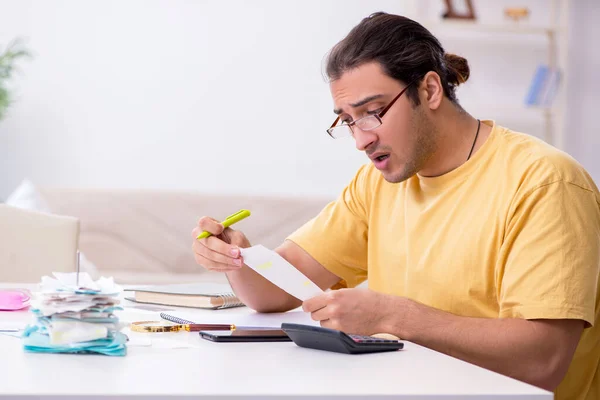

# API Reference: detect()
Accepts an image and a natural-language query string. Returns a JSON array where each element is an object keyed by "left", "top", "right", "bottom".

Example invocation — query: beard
[{"left": 384, "top": 106, "right": 438, "bottom": 184}]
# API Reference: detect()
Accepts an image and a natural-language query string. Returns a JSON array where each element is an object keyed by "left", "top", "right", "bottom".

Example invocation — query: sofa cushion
[{"left": 39, "top": 188, "right": 332, "bottom": 284}]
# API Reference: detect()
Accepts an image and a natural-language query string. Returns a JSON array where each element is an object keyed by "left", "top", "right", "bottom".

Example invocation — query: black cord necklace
[{"left": 467, "top": 119, "right": 481, "bottom": 161}]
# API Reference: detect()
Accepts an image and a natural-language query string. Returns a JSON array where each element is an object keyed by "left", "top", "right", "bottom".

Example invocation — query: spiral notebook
[{"left": 126, "top": 283, "right": 245, "bottom": 310}]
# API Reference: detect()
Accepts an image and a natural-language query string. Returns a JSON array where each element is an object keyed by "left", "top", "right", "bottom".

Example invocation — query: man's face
[{"left": 330, "top": 62, "right": 437, "bottom": 183}]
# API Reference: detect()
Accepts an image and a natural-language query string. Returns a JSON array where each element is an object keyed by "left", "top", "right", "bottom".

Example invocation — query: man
[{"left": 191, "top": 12, "right": 600, "bottom": 399}]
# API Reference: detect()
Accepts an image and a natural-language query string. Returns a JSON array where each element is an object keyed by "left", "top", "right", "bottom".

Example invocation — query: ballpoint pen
[{"left": 130, "top": 321, "right": 237, "bottom": 333}]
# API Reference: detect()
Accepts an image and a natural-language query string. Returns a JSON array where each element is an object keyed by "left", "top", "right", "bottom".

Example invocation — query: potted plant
[{"left": 0, "top": 38, "right": 30, "bottom": 121}]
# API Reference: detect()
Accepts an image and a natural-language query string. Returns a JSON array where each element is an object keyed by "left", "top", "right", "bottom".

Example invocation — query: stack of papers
[{"left": 22, "top": 272, "right": 127, "bottom": 356}]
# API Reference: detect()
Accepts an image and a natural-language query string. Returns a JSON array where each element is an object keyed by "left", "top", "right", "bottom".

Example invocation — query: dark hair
[{"left": 325, "top": 12, "right": 470, "bottom": 105}]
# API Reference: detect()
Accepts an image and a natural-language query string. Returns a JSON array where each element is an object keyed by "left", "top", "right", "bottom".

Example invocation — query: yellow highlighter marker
[{"left": 197, "top": 209, "right": 251, "bottom": 240}]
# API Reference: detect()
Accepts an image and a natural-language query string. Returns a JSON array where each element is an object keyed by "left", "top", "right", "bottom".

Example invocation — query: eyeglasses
[{"left": 326, "top": 81, "right": 415, "bottom": 139}]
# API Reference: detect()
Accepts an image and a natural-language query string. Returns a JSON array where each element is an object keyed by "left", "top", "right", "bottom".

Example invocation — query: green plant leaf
[
  {"left": 0, "top": 86, "right": 9, "bottom": 120},
  {"left": 0, "top": 37, "right": 31, "bottom": 121}
]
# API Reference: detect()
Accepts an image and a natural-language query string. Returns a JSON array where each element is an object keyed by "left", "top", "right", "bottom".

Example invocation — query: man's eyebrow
[{"left": 333, "top": 94, "right": 385, "bottom": 115}]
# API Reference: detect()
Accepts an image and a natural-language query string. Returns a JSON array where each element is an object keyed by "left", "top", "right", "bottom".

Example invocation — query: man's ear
[{"left": 420, "top": 71, "right": 444, "bottom": 111}]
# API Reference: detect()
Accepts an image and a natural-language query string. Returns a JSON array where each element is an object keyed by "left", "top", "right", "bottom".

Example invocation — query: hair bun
[{"left": 444, "top": 53, "right": 470, "bottom": 86}]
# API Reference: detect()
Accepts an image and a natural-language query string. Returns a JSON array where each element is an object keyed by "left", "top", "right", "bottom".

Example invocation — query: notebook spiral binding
[
  {"left": 218, "top": 293, "right": 244, "bottom": 309},
  {"left": 160, "top": 313, "right": 194, "bottom": 325}
]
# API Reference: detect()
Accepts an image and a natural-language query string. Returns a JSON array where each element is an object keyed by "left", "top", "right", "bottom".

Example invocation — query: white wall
[
  {"left": 563, "top": 0, "right": 600, "bottom": 182},
  {"left": 0, "top": 0, "right": 401, "bottom": 200},
  {"left": 0, "top": 0, "right": 598, "bottom": 200}
]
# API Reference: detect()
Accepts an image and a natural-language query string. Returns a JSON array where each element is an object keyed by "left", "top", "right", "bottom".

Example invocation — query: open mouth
[{"left": 374, "top": 154, "right": 390, "bottom": 162}]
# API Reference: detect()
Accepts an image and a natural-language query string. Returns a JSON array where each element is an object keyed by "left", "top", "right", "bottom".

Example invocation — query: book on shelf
[
  {"left": 125, "top": 283, "right": 245, "bottom": 310},
  {"left": 525, "top": 64, "right": 561, "bottom": 108}
]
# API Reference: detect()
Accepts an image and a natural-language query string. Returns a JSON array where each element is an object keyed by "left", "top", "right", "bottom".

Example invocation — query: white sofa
[{"left": 38, "top": 188, "right": 332, "bottom": 285}]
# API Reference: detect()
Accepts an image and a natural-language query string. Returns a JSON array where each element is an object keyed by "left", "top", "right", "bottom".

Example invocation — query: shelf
[
  {"left": 408, "top": 0, "right": 569, "bottom": 149},
  {"left": 422, "top": 19, "right": 565, "bottom": 36}
]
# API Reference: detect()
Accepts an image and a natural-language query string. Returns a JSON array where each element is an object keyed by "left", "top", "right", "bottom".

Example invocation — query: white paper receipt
[{"left": 240, "top": 245, "right": 324, "bottom": 301}]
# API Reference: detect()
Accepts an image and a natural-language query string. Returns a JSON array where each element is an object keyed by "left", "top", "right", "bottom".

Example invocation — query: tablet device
[{"left": 199, "top": 328, "right": 291, "bottom": 342}]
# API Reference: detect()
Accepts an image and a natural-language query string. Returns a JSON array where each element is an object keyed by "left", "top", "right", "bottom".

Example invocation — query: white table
[{"left": 0, "top": 283, "right": 551, "bottom": 399}]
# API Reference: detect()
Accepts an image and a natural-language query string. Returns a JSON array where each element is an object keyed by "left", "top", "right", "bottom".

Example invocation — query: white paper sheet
[
  {"left": 120, "top": 328, "right": 202, "bottom": 349},
  {"left": 45, "top": 272, "right": 122, "bottom": 294},
  {"left": 240, "top": 245, "right": 324, "bottom": 301},
  {"left": 0, "top": 321, "right": 27, "bottom": 337}
]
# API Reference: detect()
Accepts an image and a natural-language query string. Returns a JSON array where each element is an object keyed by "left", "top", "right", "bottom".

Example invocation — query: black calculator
[{"left": 281, "top": 323, "right": 404, "bottom": 354}]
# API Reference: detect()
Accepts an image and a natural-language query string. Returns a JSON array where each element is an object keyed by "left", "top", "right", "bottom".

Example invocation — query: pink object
[{"left": 0, "top": 290, "right": 30, "bottom": 311}]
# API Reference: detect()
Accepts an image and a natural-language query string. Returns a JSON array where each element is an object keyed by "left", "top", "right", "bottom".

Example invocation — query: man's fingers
[
  {"left": 203, "top": 236, "right": 241, "bottom": 258},
  {"left": 310, "top": 307, "right": 330, "bottom": 322},
  {"left": 319, "top": 319, "right": 341, "bottom": 331},
  {"left": 302, "top": 293, "right": 328, "bottom": 313},
  {"left": 191, "top": 216, "right": 250, "bottom": 274},
  {"left": 197, "top": 216, "right": 225, "bottom": 236},
  {"left": 192, "top": 240, "right": 242, "bottom": 268},
  {"left": 193, "top": 251, "right": 243, "bottom": 271}
]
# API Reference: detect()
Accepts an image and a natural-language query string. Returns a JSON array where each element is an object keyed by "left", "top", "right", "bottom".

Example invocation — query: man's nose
[{"left": 353, "top": 127, "right": 377, "bottom": 152}]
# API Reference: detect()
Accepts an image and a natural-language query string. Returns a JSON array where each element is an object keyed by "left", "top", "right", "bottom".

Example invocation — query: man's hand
[
  {"left": 191, "top": 222, "right": 341, "bottom": 314},
  {"left": 303, "top": 287, "right": 583, "bottom": 391},
  {"left": 191, "top": 216, "right": 251, "bottom": 272},
  {"left": 302, "top": 288, "right": 395, "bottom": 335}
]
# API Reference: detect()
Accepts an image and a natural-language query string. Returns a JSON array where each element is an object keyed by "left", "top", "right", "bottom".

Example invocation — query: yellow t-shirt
[{"left": 288, "top": 121, "right": 600, "bottom": 400}]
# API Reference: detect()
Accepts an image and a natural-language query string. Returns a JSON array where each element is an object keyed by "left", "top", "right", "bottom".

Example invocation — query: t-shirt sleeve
[
  {"left": 286, "top": 165, "right": 371, "bottom": 288},
  {"left": 498, "top": 180, "right": 600, "bottom": 327}
]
